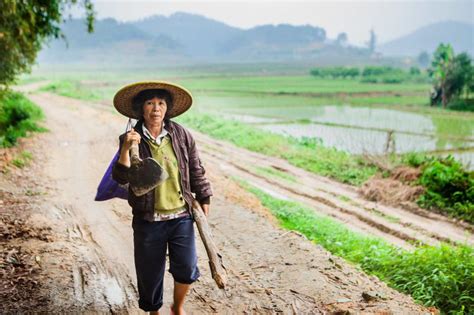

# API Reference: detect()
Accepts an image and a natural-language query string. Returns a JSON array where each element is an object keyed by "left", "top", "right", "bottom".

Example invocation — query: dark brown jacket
[{"left": 112, "top": 119, "right": 212, "bottom": 222}]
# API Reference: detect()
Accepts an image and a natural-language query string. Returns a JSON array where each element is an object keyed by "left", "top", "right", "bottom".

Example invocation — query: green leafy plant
[
  {"left": 0, "top": 91, "right": 46, "bottom": 147},
  {"left": 0, "top": 0, "right": 95, "bottom": 86},
  {"left": 417, "top": 155, "right": 474, "bottom": 223}
]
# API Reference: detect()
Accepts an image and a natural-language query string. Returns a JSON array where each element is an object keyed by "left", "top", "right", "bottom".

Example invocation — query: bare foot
[{"left": 170, "top": 304, "right": 186, "bottom": 315}]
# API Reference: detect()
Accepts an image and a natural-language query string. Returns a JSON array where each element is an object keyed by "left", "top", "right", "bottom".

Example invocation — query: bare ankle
[{"left": 171, "top": 303, "right": 186, "bottom": 315}]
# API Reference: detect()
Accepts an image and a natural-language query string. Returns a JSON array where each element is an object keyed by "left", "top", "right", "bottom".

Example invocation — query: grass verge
[
  {"left": 235, "top": 178, "right": 473, "bottom": 314},
  {"left": 39, "top": 81, "right": 104, "bottom": 101},
  {"left": 0, "top": 90, "right": 46, "bottom": 148}
]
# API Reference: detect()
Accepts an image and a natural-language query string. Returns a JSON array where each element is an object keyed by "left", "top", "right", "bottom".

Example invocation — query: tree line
[{"left": 309, "top": 44, "right": 473, "bottom": 111}]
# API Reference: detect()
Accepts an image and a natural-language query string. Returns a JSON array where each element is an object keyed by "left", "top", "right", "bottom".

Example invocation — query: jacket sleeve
[
  {"left": 112, "top": 134, "right": 130, "bottom": 185},
  {"left": 187, "top": 133, "right": 213, "bottom": 205}
]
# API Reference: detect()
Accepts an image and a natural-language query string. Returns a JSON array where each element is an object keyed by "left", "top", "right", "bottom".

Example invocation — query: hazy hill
[
  {"left": 39, "top": 13, "right": 352, "bottom": 64},
  {"left": 379, "top": 20, "right": 474, "bottom": 56},
  {"left": 132, "top": 12, "right": 243, "bottom": 59},
  {"left": 131, "top": 12, "right": 332, "bottom": 59},
  {"left": 37, "top": 12, "right": 474, "bottom": 65},
  {"left": 38, "top": 18, "right": 183, "bottom": 64},
  {"left": 218, "top": 24, "right": 329, "bottom": 59}
]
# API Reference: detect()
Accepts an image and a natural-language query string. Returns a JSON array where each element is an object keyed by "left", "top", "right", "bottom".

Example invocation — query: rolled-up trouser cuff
[
  {"left": 138, "top": 301, "right": 163, "bottom": 312},
  {"left": 171, "top": 266, "right": 201, "bottom": 284}
]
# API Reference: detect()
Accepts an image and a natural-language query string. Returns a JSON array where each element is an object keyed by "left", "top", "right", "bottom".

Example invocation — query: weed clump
[{"left": 0, "top": 91, "right": 46, "bottom": 147}]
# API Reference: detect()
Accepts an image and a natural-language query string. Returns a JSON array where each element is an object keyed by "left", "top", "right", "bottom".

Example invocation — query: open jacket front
[{"left": 112, "top": 119, "right": 212, "bottom": 222}]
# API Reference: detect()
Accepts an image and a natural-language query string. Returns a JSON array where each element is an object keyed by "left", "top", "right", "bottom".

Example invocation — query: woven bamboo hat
[{"left": 113, "top": 81, "right": 193, "bottom": 119}]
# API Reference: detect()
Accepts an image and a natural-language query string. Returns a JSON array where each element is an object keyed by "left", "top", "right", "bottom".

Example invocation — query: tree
[
  {"left": 449, "top": 52, "right": 473, "bottom": 100},
  {"left": 429, "top": 43, "right": 454, "bottom": 108},
  {"left": 0, "top": 0, "right": 95, "bottom": 87},
  {"left": 429, "top": 44, "right": 473, "bottom": 108},
  {"left": 336, "top": 32, "right": 348, "bottom": 46},
  {"left": 417, "top": 51, "right": 430, "bottom": 68},
  {"left": 367, "top": 28, "right": 376, "bottom": 53}
]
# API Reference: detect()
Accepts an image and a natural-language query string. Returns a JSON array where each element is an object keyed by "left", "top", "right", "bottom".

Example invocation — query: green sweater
[{"left": 145, "top": 135, "right": 186, "bottom": 215}]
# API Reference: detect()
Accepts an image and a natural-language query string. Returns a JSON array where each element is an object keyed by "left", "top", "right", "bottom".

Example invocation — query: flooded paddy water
[{"left": 210, "top": 104, "right": 474, "bottom": 170}]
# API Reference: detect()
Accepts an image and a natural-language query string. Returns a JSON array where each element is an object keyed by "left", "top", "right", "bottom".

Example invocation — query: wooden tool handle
[
  {"left": 192, "top": 199, "right": 227, "bottom": 289},
  {"left": 130, "top": 140, "right": 140, "bottom": 165}
]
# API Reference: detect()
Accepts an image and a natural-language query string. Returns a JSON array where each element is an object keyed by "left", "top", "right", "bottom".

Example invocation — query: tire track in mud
[{"left": 55, "top": 203, "right": 137, "bottom": 312}]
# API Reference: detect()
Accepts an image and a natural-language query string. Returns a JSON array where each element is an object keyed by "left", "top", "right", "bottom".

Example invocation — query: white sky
[{"left": 71, "top": 0, "right": 474, "bottom": 45}]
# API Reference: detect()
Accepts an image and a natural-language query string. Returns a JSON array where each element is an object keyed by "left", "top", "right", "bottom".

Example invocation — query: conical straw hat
[{"left": 113, "top": 81, "right": 193, "bottom": 119}]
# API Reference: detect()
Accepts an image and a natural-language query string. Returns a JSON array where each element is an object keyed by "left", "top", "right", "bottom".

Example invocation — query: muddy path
[{"left": 3, "top": 89, "right": 439, "bottom": 313}]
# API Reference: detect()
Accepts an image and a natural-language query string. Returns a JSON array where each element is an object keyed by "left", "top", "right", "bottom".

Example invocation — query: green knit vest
[{"left": 145, "top": 135, "right": 186, "bottom": 215}]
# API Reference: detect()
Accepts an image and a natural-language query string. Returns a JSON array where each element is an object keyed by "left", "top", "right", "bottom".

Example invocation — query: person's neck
[{"left": 144, "top": 120, "right": 163, "bottom": 138}]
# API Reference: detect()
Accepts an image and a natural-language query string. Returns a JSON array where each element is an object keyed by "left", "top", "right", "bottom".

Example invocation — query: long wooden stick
[{"left": 192, "top": 199, "right": 227, "bottom": 289}]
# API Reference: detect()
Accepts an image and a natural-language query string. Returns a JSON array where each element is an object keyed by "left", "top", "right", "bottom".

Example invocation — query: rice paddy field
[{"left": 25, "top": 65, "right": 474, "bottom": 170}]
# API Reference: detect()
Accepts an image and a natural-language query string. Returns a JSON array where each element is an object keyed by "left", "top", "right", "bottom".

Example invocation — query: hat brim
[{"left": 113, "top": 81, "right": 193, "bottom": 119}]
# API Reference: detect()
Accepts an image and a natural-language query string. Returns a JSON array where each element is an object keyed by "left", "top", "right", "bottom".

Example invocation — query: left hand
[{"left": 200, "top": 203, "right": 210, "bottom": 217}]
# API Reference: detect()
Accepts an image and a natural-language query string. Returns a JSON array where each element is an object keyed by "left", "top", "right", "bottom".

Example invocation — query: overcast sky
[{"left": 72, "top": 0, "right": 473, "bottom": 45}]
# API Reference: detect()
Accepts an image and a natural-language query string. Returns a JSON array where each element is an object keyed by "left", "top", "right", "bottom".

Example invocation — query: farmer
[{"left": 111, "top": 81, "right": 212, "bottom": 314}]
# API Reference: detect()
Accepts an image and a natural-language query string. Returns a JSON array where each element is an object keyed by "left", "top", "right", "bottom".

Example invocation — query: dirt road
[{"left": 2, "top": 89, "right": 446, "bottom": 313}]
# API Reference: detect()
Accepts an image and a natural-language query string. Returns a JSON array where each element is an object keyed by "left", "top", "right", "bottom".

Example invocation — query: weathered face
[{"left": 142, "top": 96, "right": 167, "bottom": 126}]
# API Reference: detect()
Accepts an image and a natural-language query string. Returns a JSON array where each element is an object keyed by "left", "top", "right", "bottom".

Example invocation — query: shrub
[
  {"left": 402, "top": 152, "right": 432, "bottom": 168},
  {"left": 0, "top": 91, "right": 46, "bottom": 147},
  {"left": 447, "top": 98, "right": 474, "bottom": 112},
  {"left": 417, "top": 155, "right": 474, "bottom": 223},
  {"left": 310, "top": 67, "right": 360, "bottom": 79},
  {"left": 381, "top": 75, "right": 404, "bottom": 84}
]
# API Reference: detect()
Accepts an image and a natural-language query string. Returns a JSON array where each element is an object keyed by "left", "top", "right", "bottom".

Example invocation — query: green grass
[
  {"left": 176, "top": 111, "right": 378, "bottom": 186},
  {"left": 0, "top": 90, "right": 46, "bottom": 147},
  {"left": 179, "top": 76, "right": 431, "bottom": 94},
  {"left": 39, "top": 78, "right": 431, "bottom": 107},
  {"left": 195, "top": 91, "right": 429, "bottom": 111},
  {"left": 235, "top": 178, "right": 473, "bottom": 314},
  {"left": 12, "top": 150, "right": 33, "bottom": 168},
  {"left": 39, "top": 81, "right": 105, "bottom": 101}
]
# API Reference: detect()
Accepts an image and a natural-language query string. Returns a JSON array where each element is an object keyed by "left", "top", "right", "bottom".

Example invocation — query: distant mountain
[
  {"left": 379, "top": 21, "right": 474, "bottom": 57},
  {"left": 132, "top": 12, "right": 242, "bottom": 59},
  {"left": 219, "top": 24, "right": 328, "bottom": 60},
  {"left": 38, "top": 12, "right": 369, "bottom": 65},
  {"left": 38, "top": 18, "right": 183, "bottom": 64}
]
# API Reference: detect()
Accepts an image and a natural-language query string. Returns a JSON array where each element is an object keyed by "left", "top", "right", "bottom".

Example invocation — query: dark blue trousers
[{"left": 132, "top": 214, "right": 200, "bottom": 312}]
